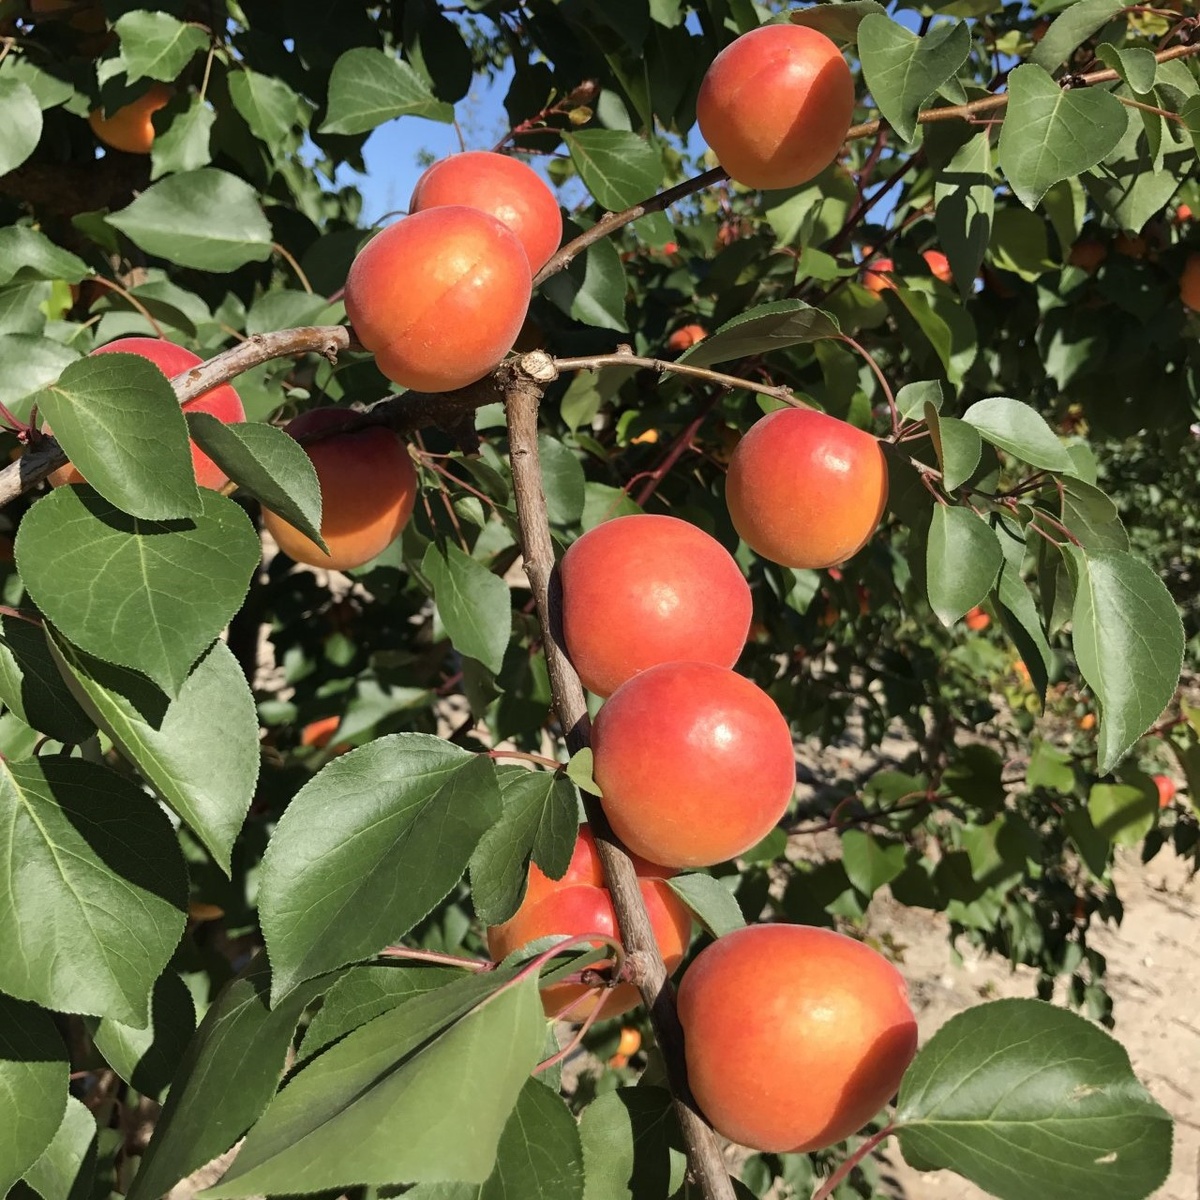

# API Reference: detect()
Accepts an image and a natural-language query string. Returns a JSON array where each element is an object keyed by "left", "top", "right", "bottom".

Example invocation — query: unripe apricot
[
  {"left": 666, "top": 323, "right": 707, "bottom": 353},
  {"left": 560, "top": 514, "right": 752, "bottom": 698},
  {"left": 409, "top": 151, "right": 562, "bottom": 274},
  {"left": 89, "top": 84, "right": 171, "bottom": 154},
  {"left": 591, "top": 662, "right": 795, "bottom": 868},
  {"left": 696, "top": 24, "right": 854, "bottom": 190},
  {"left": 48, "top": 337, "right": 245, "bottom": 491},
  {"left": 922, "top": 249, "right": 952, "bottom": 284},
  {"left": 344, "top": 207, "right": 531, "bottom": 393},
  {"left": 725, "top": 407, "right": 888, "bottom": 570},
  {"left": 677, "top": 924, "right": 918, "bottom": 1153},
  {"left": 1181, "top": 253, "right": 1200, "bottom": 311},
  {"left": 261, "top": 408, "right": 418, "bottom": 572}
]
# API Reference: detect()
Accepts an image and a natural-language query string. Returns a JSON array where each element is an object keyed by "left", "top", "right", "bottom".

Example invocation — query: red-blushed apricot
[
  {"left": 409, "top": 151, "right": 562, "bottom": 274},
  {"left": 1068, "top": 239, "right": 1107, "bottom": 274},
  {"left": 922, "top": 249, "right": 953, "bottom": 284},
  {"left": 1154, "top": 774, "right": 1176, "bottom": 809},
  {"left": 862, "top": 257, "right": 896, "bottom": 293},
  {"left": 343, "top": 207, "right": 531, "bottom": 393},
  {"left": 725, "top": 407, "right": 888, "bottom": 570},
  {"left": 261, "top": 408, "right": 418, "bottom": 572},
  {"left": 666, "top": 323, "right": 707, "bottom": 353},
  {"left": 1177, "top": 204, "right": 1193, "bottom": 224},
  {"left": 677, "top": 924, "right": 918, "bottom": 1153},
  {"left": 1182, "top": 253, "right": 1200, "bottom": 311},
  {"left": 48, "top": 337, "right": 245, "bottom": 491},
  {"left": 964, "top": 606, "right": 990, "bottom": 632},
  {"left": 696, "top": 24, "right": 854, "bottom": 190},
  {"left": 88, "top": 83, "right": 172, "bottom": 154},
  {"left": 560, "top": 514, "right": 752, "bottom": 698},
  {"left": 591, "top": 662, "right": 795, "bottom": 868}
]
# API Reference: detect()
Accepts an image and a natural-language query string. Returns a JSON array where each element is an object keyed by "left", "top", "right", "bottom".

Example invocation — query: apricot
[
  {"left": 591, "top": 661, "right": 795, "bottom": 868},
  {"left": 1113, "top": 231, "right": 1147, "bottom": 259},
  {"left": 1154, "top": 774, "right": 1176, "bottom": 809},
  {"left": 409, "top": 151, "right": 562, "bottom": 274},
  {"left": 89, "top": 83, "right": 172, "bottom": 154},
  {"left": 559, "top": 514, "right": 752, "bottom": 697},
  {"left": 964, "top": 606, "right": 990, "bottom": 632},
  {"left": 862, "top": 257, "right": 896, "bottom": 293},
  {"left": 261, "top": 408, "right": 418, "bottom": 573},
  {"left": 1177, "top": 204, "right": 1192, "bottom": 224},
  {"left": 486, "top": 827, "right": 691, "bottom": 1020},
  {"left": 696, "top": 24, "right": 854, "bottom": 190},
  {"left": 1068, "top": 239, "right": 1107, "bottom": 274},
  {"left": 666, "top": 323, "right": 707, "bottom": 353},
  {"left": 922, "top": 249, "right": 953, "bottom": 284},
  {"left": 48, "top": 337, "right": 244, "bottom": 491},
  {"left": 725, "top": 407, "right": 888, "bottom": 570},
  {"left": 677, "top": 924, "right": 918, "bottom": 1153},
  {"left": 343, "top": 206, "right": 531, "bottom": 393},
  {"left": 1181, "top": 252, "right": 1200, "bottom": 311}
]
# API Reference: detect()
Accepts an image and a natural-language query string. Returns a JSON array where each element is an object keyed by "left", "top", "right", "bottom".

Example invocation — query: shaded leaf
[
  {"left": 681, "top": 300, "right": 840, "bottom": 368},
  {"left": 665, "top": 873, "right": 743, "bottom": 937},
  {"left": 0, "top": 79, "right": 42, "bottom": 176},
  {"left": 21, "top": 1096, "right": 96, "bottom": 1200},
  {"left": 423, "top": 542, "right": 512, "bottom": 675},
  {"left": 0, "top": 617, "right": 94, "bottom": 745}
]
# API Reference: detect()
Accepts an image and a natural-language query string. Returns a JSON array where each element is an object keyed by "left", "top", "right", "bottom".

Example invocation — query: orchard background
[{"left": 0, "top": 0, "right": 1198, "bottom": 1197}]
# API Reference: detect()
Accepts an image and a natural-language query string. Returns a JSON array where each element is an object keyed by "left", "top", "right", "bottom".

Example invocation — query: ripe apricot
[
  {"left": 486, "top": 826, "right": 691, "bottom": 1020},
  {"left": 1067, "top": 239, "right": 1107, "bottom": 274},
  {"left": 1181, "top": 252, "right": 1200, "bottom": 311},
  {"left": 862, "top": 257, "right": 896, "bottom": 293},
  {"left": 964, "top": 606, "right": 990, "bottom": 632},
  {"left": 677, "top": 924, "right": 918, "bottom": 1153},
  {"left": 922, "top": 249, "right": 952, "bottom": 284},
  {"left": 1154, "top": 774, "right": 1176, "bottom": 809},
  {"left": 667, "top": 323, "right": 707, "bottom": 353},
  {"left": 344, "top": 206, "right": 531, "bottom": 393},
  {"left": 89, "top": 83, "right": 172, "bottom": 154},
  {"left": 1177, "top": 204, "right": 1192, "bottom": 224},
  {"left": 559, "top": 514, "right": 752, "bottom": 697},
  {"left": 725, "top": 407, "right": 888, "bottom": 570},
  {"left": 409, "top": 151, "right": 562, "bottom": 274},
  {"left": 591, "top": 661, "right": 795, "bottom": 867},
  {"left": 48, "top": 337, "right": 244, "bottom": 490},
  {"left": 261, "top": 408, "right": 418, "bottom": 572},
  {"left": 696, "top": 24, "right": 854, "bottom": 190},
  {"left": 1113, "top": 231, "right": 1147, "bottom": 259}
]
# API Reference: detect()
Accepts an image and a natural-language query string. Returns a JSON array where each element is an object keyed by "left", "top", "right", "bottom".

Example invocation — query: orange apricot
[
  {"left": 559, "top": 514, "right": 752, "bottom": 698},
  {"left": 922, "top": 249, "right": 953, "bottom": 284},
  {"left": 964, "top": 606, "right": 990, "bottom": 632},
  {"left": 677, "top": 924, "right": 918, "bottom": 1153},
  {"left": 1113, "top": 231, "right": 1147, "bottom": 259},
  {"left": 725, "top": 407, "right": 888, "bottom": 570},
  {"left": 591, "top": 661, "right": 795, "bottom": 868},
  {"left": 1181, "top": 252, "right": 1200, "bottom": 311},
  {"left": 1154, "top": 774, "right": 1176, "bottom": 809},
  {"left": 409, "top": 151, "right": 562, "bottom": 274},
  {"left": 261, "top": 408, "right": 418, "bottom": 572},
  {"left": 862, "top": 257, "right": 896, "bottom": 293},
  {"left": 344, "top": 206, "right": 531, "bottom": 393},
  {"left": 1068, "top": 239, "right": 1107, "bottom": 274},
  {"left": 88, "top": 83, "right": 172, "bottom": 154},
  {"left": 667, "top": 323, "right": 708, "bottom": 353},
  {"left": 1176, "top": 204, "right": 1192, "bottom": 224},
  {"left": 697, "top": 25, "right": 854, "bottom": 190}
]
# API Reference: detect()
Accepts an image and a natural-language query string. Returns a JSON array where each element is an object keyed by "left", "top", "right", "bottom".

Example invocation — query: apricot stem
[
  {"left": 88, "top": 276, "right": 168, "bottom": 339},
  {"left": 838, "top": 335, "right": 898, "bottom": 435},
  {"left": 533, "top": 991, "right": 608, "bottom": 1075},
  {"left": 810, "top": 1124, "right": 897, "bottom": 1200}
]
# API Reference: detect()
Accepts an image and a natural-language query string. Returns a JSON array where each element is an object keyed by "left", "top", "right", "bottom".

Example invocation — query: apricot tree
[{"left": 0, "top": 2, "right": 1196, "bottom": 1199}]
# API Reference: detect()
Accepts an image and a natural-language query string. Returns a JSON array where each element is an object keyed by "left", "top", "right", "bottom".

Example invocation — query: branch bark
[{"left": 502, "top": 356, "right": 737, "bottom": 1200}]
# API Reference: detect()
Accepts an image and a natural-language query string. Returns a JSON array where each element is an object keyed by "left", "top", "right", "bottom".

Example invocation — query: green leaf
[
  {"left": 961, "top": 396, "right": 1072, "bottom": 472},
  {"left": 0, "top": 79, "right": 42, "bottom": 176},
  {"left": 470, "top": 767, "right": 578, "bottom": 926},
  {"left": 565, "top": 747, "right": 602, "bottom": 796},
  {"left": 126, "top": 958, "right": 333, "bottom": 1200},
  {"left": 896, "top": 379, "right": 943, "bottom": 421},
  {"left": 201, "top": 974, "right": 545, "bottom": 1196},
  {"left": 149, "top": 97, "right": 215, "bottom": 180},
  {"left": 0, "top": 756, "right": 187, "bottom": 1024},
  {"left": 841, "top": 830, "right": 907, "bottom": 897},
  {"left": 114, "top": 11, "right": 207, "bottom": 83},
  {"left": 34, "top": 354, "right": 199, "bottom": 520},
  {"left": 186, "top": 413, "right": 325, "bottom": 550},
  {"left": 0, "top": 228, "right": 89, "bottom": 288},
  {"left": 259, "top": 734, "right": 502, "bottom": 1003},
  {"left": 0, "top": 58, "right": 77, "bottom": 111},
  {"left": 1066, "top": 548, "right": 1184, "bottom": 774},
  {"left": 1058, "top": 477, "right": 1128, "bottom": 552},
  {"left": 1087, "top": 781, "right": 1157, "bottom": 847},
  {"left": 0, "top": 996, "right": 68, "bottom": 1195},
  {"left": 0, "top": 617, "right": 94, "bottom": 745},
  {"left": 564, "top": 130, "right": 662, "bottom": 211},
  {"left": 929, "top": 413, "right": 981, "bottom": 492},
  {"left": 896, "top": 998, "right": 1172, "bottom": 1200},
  {"left": 993, "top": 520, "right": 1051, "bottom": 702},
  {"left": 681, "top": 300, "right": 840, "bottom": 368},
  {"left": 319, "top": 47, "right": 453, "bottom": 135},
  {"left": 989, "top": 206, "right": 1055, "bottom": 280},
  {"left": 665, "top": 873, "right": 743, "bottom": 937},
  {"left": 229, "top": 70, "right": 306, "bottom": 144},
  {"left": 578, "top": 1087, "right": 684, "bottom": 1200},
  {"left": 997, "top": 65, "right": 1126, "bottom": 209},
  {"left": 858, "top": 15, "right": 971, "bottom": 142},
  {"left": 1095, "top": 44, "right": 1157, "bottom": 95},
  {"left": 15, "top": 487, "right": 260, "bottom": 698},
  {"left": 422, "top": 542, "right": 512, "bottom": 675},
  {"left": 538, "top": 433, "right": 586, "bottom": 526},
  {"left": 1030, "top": 0, "right": 1125, "bottom": 73},
  {"left": 21, "top": 1096, "right": 96, "bottom": 1200},
  {"left": 935, "top": 133, "right": 994, "bottom": 293},
  {"left": 108, "top": 169, "right": 273, "bottom": 272},
  {"left": 49, "top": 634, "right": 258, "bottom": 874},
  {"left": 0, "top": 335, "right": 80, "bottom": 424},
  {"left": 926, "top": 506, "right": 1004, "bottom": 626}
]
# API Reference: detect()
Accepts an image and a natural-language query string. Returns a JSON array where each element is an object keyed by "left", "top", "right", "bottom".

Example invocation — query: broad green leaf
[
  {"left": 186, "top": 412, "right": 326, "bottom": 549},
  {"left": 0, "top": 79, "right": 42, "bottom": 176},
  {"left": 1058, "top": 477, "right": 1128, "bottom": 552},
  {"left": 1030, "top": 0, "right": 1125, "bottom": 73},
  {"left": 229, "top": 69, "right": 306, "bottom": 144},
  {"left": 50, "top": 635, "right": 258, "bottom": 874},
  {"left": 789, "top": 0, "right": 886, "bottom": 42},
  {"left": 0, "top": 228, "right": 89, "bottom": 288},
  {"left": 15, "top": 487, "right": 260, "bottom": 698},
  {"left": 319, "top": 47, "right": 453, "bottom": 135},
  {"left": 567, "top": 237, "right": 629, "bottom": 332},
  {"left": 150, "top": 97, "right": 215, "bottom": 180},
  {"left": 993, "top": 521, "right": 1051, "bottom": 702},
  {"left": 858, "top": 15, "right": 971, "bottom": 142},
  {"left": 989, "top": 206, "right": 1055, "bottom": 280},
  {"left": 579, "top": 1087, "right": 685, "bottom": 1200},
  {"left": 33, "top": 354, "right": 199, "bottom": 520},
  {"left": 896, "top": 998, "right": 1172, "bottom": 1200},
  {"left": 1067, "top": 548, "right": 1184, "bottom": 774},
  {"left": 470, "top": 767, "right": 578, "bottom": 926},
  {"left": 665, "top": 873, "right": 742, "bottom": 937},
  {"left": 1095, "top": 44, "right": 1157, "bottom": 95},
  {"left": 423, "top": 542, "right": 513, "bottom": 675},
  {"left": 127, "top": 958, "right": 333, "bottom": 1200},
  {"left": 997, "top": 65, "right": 1126, "bottom": 209},
  {"left": 961, "top": 396, "right": 1072, "bottom": 472},
  {"left": 0, "top": 757, "right": 187, "bottom": 1024},
  {"left": 0, "top": 57, "right": 77, "bottom": 110},
  {"left": 114, "top": 11, "right": 207, "bottom": 83},
  {"left": 0, "top": 997, "right": 68, "bottom": 1195},
  {"left": 258, "top": 734, "right": 502, "bottom": 1003},
  {"left": 538, "top": 433, "right": 586, "bottom": 526},
  {"left": 926, "top": 506, "right": 1003, "bottom": 626},
  {"left": 0, "top": 617, "right": 94, "bottom": 745},
  {"left": 108, "top": 169, "right": 273, "bottom": 272},
  {"left": 681, "top": 300, "right": 840, "bottom": 368},
  {"left": 21, "top": 1096, "right": 96, "bottom": 1200},
  {"left": 565, "top": 747, "right": 602, "bottom": 795},
  {"left": 0, "top": 335, "right": 80, "bottom": 424},
  {"left": 935, "top": 133, "right": 994, "bottom": 293},
  {"left": 841, "top": 830, "right": 907, "bottom": 897},
  {"left": 896, "top": 379, "right": 943, "bottom": 420},
  {"left": 564, "top": 130, "right": 663, "bottom": 212},
  {"left": 201, "top": 974, "right": 545, "bottom": 1195},
  {"left": 1087, "top": 781, "right": 1156, "bottom": 848},
  {"left": 928, "top": 412, "right": 981, "bottom": 492}
]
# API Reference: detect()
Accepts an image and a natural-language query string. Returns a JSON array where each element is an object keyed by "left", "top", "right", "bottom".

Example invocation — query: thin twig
[
  {"left": 839, "top": 335, "right": 899, "bottom": 435},
  {"left": 273, "top": 242, "right": 314, "bottom": 294}
]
